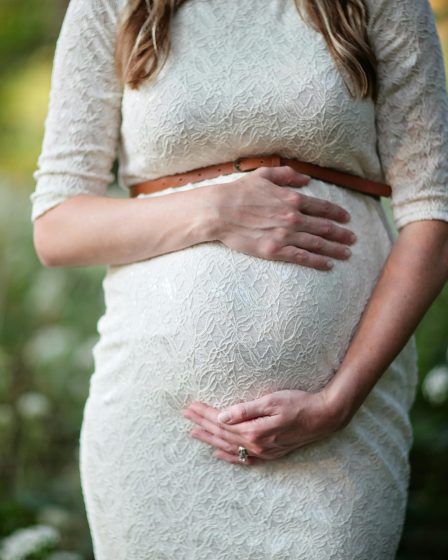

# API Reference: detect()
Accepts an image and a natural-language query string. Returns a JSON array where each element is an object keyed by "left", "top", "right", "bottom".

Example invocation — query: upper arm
[
  {"left": 366, "top": 0, "right": 448, "bottom": 231},
  {"left": 30, "top": 0, "right": 124, "bottom": 222}
]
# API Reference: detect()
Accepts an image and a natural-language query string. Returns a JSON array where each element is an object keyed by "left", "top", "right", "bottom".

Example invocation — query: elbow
[
  {"left": 32, "top": 197, "right": 99, "bottom": 268},
  {"left": 33, "top": 215, "right": 66, "bottom": 268}
]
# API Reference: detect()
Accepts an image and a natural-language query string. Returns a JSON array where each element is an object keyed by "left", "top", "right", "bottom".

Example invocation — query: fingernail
[
  {"left": 218, "top": 411, "right": 231, "bottom": 423},
  {"left": 343, "top": 247, "right": 351, "bottom": 257},
  {"left": 350, "top": 233, "right": 357, "bottom": 243},
  {"left": 325, "top": 260, "right": 334, "bottom": 269}
]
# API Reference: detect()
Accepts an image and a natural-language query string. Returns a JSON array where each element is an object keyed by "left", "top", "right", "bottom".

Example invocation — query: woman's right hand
[{"left": 209, "top": 165, "right": 357, "bottom": 271}]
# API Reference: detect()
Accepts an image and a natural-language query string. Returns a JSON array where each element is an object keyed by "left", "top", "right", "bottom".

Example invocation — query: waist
[{"left": 128, "top": 153, "right": 392, "bottom": 199}]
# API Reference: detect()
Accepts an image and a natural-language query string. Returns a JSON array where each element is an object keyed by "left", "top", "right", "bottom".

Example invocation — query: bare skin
[
  {"left": 33, "top": 166, "right": 356, "bottom": 269},
  {"left": 183, "top": 219, "right": 448, "bottom": 466}
]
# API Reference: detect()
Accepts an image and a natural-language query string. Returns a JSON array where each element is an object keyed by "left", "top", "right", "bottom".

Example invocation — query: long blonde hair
[{"left": 115, "top": 0, "right": 378, "bottom": 100}]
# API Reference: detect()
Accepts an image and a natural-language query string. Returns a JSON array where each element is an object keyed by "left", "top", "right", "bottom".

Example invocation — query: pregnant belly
[{"left": 91, "top": 181, "right": 394, "bottom": 409}]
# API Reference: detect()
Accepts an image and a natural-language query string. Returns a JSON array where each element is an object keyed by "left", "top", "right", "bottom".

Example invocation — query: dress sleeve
[
  {"left": 367, "top": 0, "right": 448, "bottom": 231},
  {"left": 30, "top": 0, "right": 124, "bottom": 222}
]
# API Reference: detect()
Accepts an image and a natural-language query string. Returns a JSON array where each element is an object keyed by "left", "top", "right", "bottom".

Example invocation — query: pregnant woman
[{"left": 31, "top": 0, "right": 448, "bottom": 558}]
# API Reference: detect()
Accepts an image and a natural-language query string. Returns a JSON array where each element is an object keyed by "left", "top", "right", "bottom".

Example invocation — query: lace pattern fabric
[
  {"left": 81, "top": 175, "right": 419, "bottom": 559},
  {"left": 30, "top": 0, "right": 448, "bottom": 558},
  {"left": 31, "top": 0, "right": 448, "bottom": 229}
]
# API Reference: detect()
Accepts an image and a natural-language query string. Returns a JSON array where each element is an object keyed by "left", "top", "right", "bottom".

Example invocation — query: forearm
[
  {"left": 32, "top": 187, "right": 219, "bottom": 267},
  {"left": 323, "top": 219, "right": 448, "bottom": 423}
]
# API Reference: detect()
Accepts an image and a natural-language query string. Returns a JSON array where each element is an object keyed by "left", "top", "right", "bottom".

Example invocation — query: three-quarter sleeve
[
  {"left": 367, "top": 0, "right": 448, "bottom": 231},
  {"left": 30, "top": 0, "right": 123, "bottom": 221}
]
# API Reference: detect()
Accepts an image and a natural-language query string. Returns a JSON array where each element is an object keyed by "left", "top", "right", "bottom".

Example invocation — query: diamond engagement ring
[{"left": 238, "top": 446, "right": 249, "bottom": 463}]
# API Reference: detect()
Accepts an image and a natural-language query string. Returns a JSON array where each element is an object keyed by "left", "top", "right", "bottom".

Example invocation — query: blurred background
[{"left": 0, "top": 1, "right": 447, "bottom": 559}]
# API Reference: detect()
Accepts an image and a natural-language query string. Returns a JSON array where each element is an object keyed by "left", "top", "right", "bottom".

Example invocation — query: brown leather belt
[{"left": 129, "top": 154, "right": 392, "bottom": 199}]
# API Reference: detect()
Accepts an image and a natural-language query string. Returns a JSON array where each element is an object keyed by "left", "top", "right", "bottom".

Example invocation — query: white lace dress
[{"left": 31, "top": 0, "right": 448, "bottom": 558}]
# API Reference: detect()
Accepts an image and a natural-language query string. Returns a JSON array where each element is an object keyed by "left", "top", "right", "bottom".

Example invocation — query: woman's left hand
[{"left": 182, "top": 389, "right": 351, "bottom": 465}]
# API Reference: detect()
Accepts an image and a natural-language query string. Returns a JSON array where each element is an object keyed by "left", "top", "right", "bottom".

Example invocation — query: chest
[{"left": 119, "top": 0, "right": 376, "bottom": 170}]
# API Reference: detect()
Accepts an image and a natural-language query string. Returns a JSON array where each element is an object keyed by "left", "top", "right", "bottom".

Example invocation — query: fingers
[
  {"left": 191, "top": 427, "right": 239, "bottom": 455},
  {"left": 289, "top": 190, "right": 352, "bottom": 224},
  {"left": 183, "top": 401, "right": 310, "bottom": 464},
  {"left": 253, "top": 219, "right": 356, "bottom": 269},
  {"left": 256, "top": 165, "right": 311, "bottom": 188},
  {"left": 261, "top": 170, "right": 358, "bottom": 247},
  {"left": 289, "top": 232, "right": 352, "bottom": 261},
  {"left": 183, "top": 405, "right": 267, "bottom": 465},
  {"left": 185, "top": 400, "right": 275, "bottom": 437},
  {"left": 182, "top": 404, "right": 246, "bottom": 441},
  {"left": 217, "top": 395, "right": 273, "bottom": 424},
  {"left": 183, "top": 402, "right": 276, "bottom": 449},
  {"left": 260, "top": 166, "right": 353, "bottom": 226},
  {"left": 270, "top": 245, "right": 335, "bottom": 271},
  {"left": 292, "top": 213, "right": 357, "bottom": 246},
  {"left": 190, "top": 428, "right": 265, "bottom": 466}
]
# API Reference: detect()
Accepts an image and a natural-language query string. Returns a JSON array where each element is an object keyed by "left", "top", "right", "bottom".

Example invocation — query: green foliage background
[{"left": 0, "top": 1, "right": 447, "bottom": 558}]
